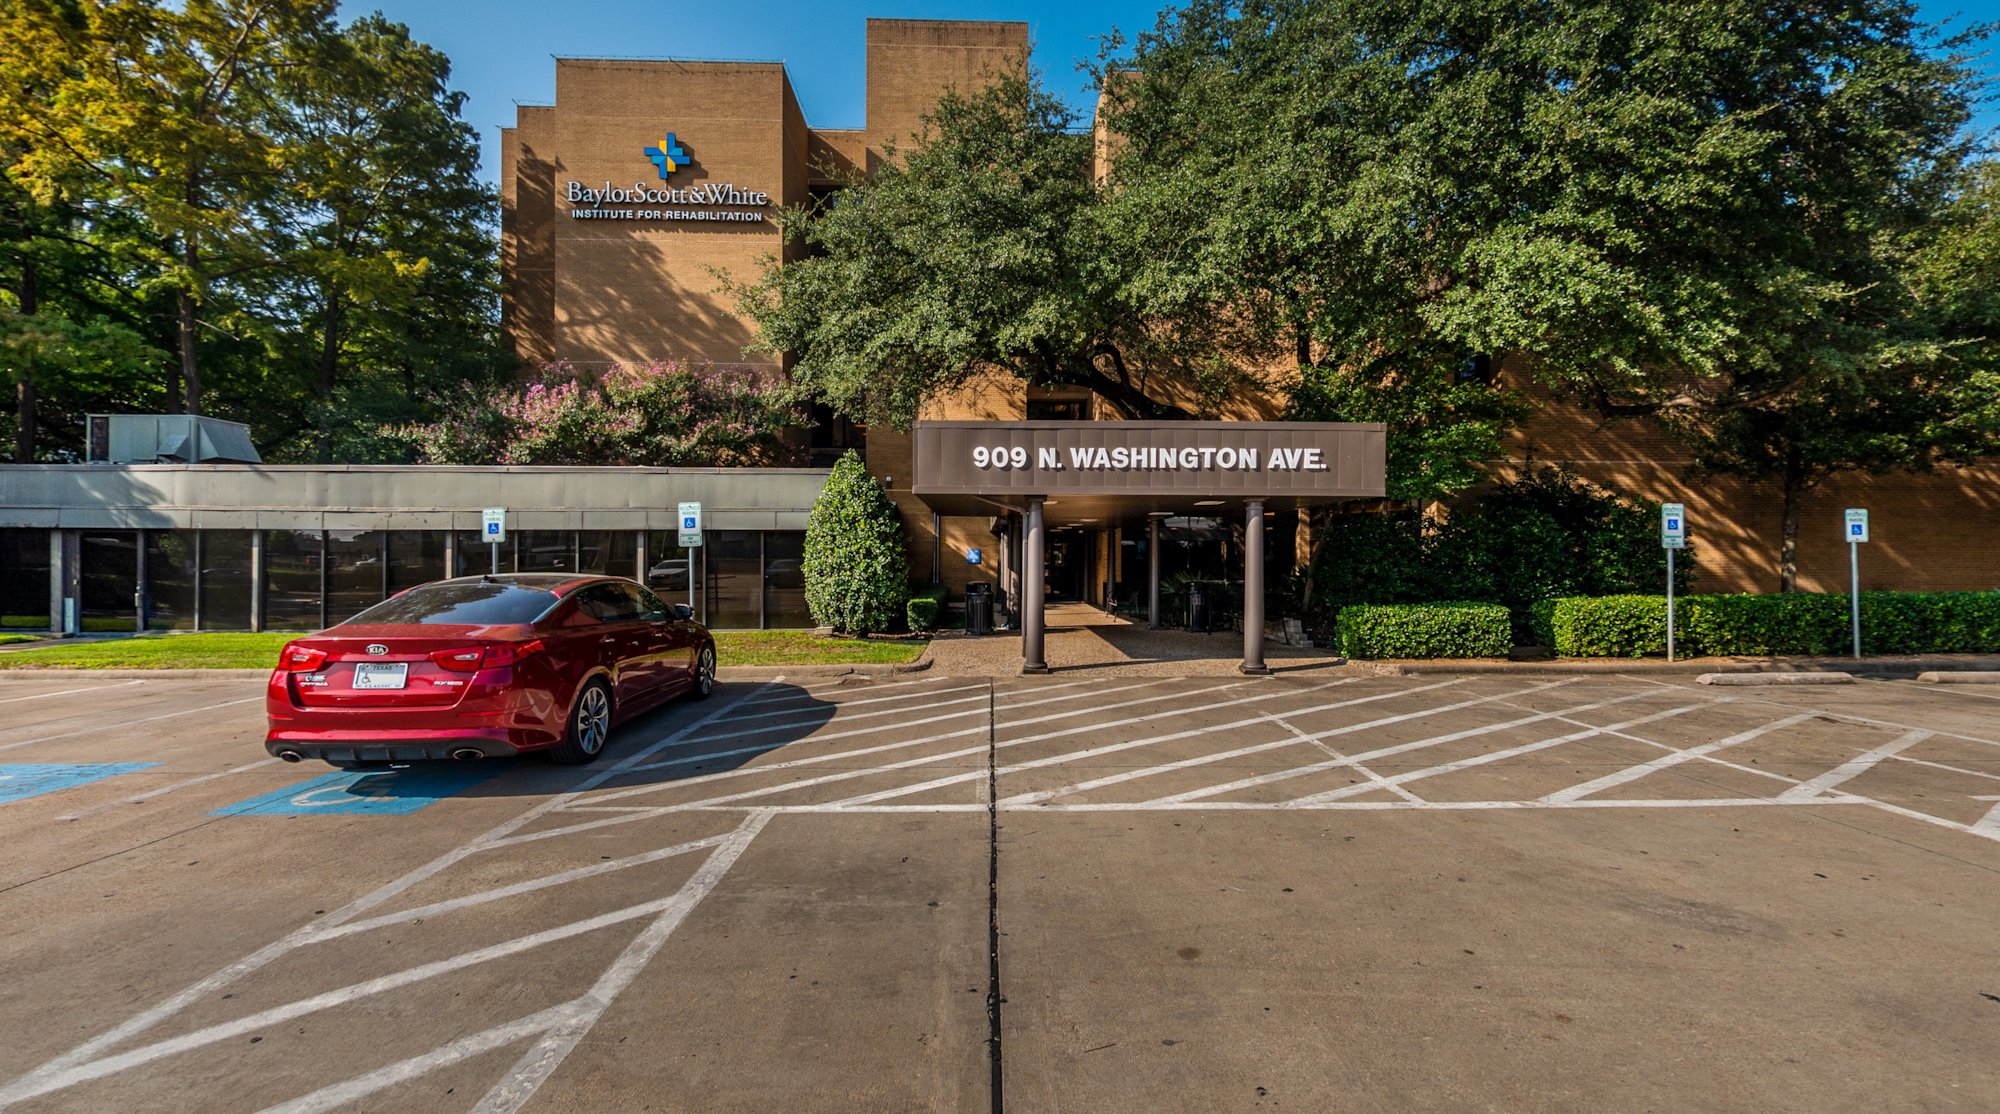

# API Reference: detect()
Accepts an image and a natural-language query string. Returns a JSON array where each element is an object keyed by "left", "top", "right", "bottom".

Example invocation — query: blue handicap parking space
[
  {"left": 0, "top": 763, "right": 158, "bottom": 805},
  {"left": 214, "top": 764, "right": 503, "bottom": 816}
]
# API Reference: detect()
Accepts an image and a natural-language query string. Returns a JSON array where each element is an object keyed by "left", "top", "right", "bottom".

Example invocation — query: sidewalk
[{"left": 924, "top": 602, "right": 1348, "bottom": 676}]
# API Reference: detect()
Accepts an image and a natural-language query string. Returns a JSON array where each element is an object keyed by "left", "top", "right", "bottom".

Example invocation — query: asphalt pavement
[{"left": 2, "top": 670, "right": 1998, "bottom": 1112}]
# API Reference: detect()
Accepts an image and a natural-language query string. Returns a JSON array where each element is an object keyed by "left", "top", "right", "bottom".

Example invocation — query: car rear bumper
[{"left": 263, "top": 735, "right": 526, "bottom": 763}]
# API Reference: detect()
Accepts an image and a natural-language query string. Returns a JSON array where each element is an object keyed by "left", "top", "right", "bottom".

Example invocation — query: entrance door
[{"left": 1046, "top": 534, "right": 1087, "bottom": 601}]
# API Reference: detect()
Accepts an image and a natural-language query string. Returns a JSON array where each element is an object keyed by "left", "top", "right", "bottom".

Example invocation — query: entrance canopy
[
  {"left": 912, "top": 420, "right": 1387, "bottom": 525},
  {"left": 912, "top": 420, "right": 1386, "bottom": 676}
]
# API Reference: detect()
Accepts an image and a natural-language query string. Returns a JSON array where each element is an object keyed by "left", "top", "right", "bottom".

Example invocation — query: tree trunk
[
  {"left": 316, "top": 294, "right": 344, "bottom": 461},
  {"left": 1295, "top": 322, "right": 1312, "bottom": 369},
  {"left": 1778, "top": 462, "right": 1803, "bottom": 593},
  {"left": 15, "top": 258, "right": 36, "bottom": 462},
  {"left": 177, "top": 229, "right": 202, "bottom": 415}
]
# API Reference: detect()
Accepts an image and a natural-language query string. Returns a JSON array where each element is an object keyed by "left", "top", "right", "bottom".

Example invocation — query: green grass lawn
[
  {"left": 0, "top": 633, "right": 45, "bottom": 646},
  {"left": 713, "top": 630, "right": 926, "bottom": 666},
  {"left": 0, "top": 629, "right": 925, "bottom": 669}
]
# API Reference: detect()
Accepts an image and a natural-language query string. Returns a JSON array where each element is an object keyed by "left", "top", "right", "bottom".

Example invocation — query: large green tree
[
  {"left": 0, "top": 0, "right": 508, "bottom": 461},
  {"left": 732, "top": 68, "right": 1256, "bottom": 428},
  {"left": 1107, "top": 0, "right": 1995, "bottom": 591}
]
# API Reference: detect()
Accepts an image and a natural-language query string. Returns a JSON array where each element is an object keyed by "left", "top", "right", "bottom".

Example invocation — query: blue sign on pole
[
  {"left": 214, "top": 765, "right": 501, "bottom": 817},
  {"left": 0, "top": 763, "right": 157, "bottom": 805},
  {"left": 968, "top": 548, "right": 982, "bottom": 565}
]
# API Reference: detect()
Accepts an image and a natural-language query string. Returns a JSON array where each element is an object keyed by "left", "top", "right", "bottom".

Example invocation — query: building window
[
  {"left": 705, "top": 531, "right": 762, "bottom": 629},
  {"left": 146, "top": 531, "right": 198, "bottom": 631},
  {"left": 263, "top": 529, "right": 324, "bottom": 631},
  {"left": 1454, "top": 353, "right": 1495, "bottom": 385},
  {"left": 0, "top": 529, "right": 50, "bottom": 628},
  {"left": 579, "top": 531, "right": 638, "bottom": 578},
  {"left": 457, "top": 531, "right": 513, "bottom": 575},
  {"left": 200, "top": 531, "right": 254, "bottom": 630},
  {"left": 518, "top": 531, "right": 574, "bottom": 573},
  {"left": 1026, "top": 396, "right": 1090, "bottom": 421},
  {"left": 325, "top": 530, "right": 388, "bottom": 624},
  {"left": 644, "top": 531, "right": 697, "bottom": 606},
  {"left": 80, "top": 531, "right": 138, "bottom": 631},
  {"left": 764, "top": 531, "right": 810, "bottom": 628},
  {"left": 387, "top": 531, "right": 448, "bottom": 595}
]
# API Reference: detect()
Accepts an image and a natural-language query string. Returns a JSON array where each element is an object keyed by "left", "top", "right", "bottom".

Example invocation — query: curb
[
  {"left": 1698, "top": 672, "right": 1856, "bottom": 686},
  {"left": 1916, "top": 671, "right": 2000, "bottom": 684}
]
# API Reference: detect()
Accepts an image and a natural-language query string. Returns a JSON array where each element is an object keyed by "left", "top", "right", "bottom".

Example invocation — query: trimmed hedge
[
  {"left": 1537, "top": 591, "right": 2000, "bottom": 657},
  {"left": 1544, "top": 595, "right": 1671, "bottom": 658},
  {"left": 906, "top": 586, "right": 950, "bottom": 634},
  {"left": 803, "top": 451, "right": 909, "bottom": 636},
  {"left": 1337, "top": 602, "right": 1512, "bottom": 660}
]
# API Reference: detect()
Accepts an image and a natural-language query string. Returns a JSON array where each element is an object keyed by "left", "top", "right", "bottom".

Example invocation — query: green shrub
[
  {"left": 1535, "top": 591, "right": 2000, "bottom": 657},
  {"left": 1527, "top": 599, "right": 1560, "bottom": 648},
  {"left": 1337, "top": 602, "right": 1512, "bottom": 659},
  {"left": 1545, "top": 595, "right": 1673, "bottom": 658},
  {"left": 802, "top": 451, "right": 909, "bottom": 636},
  {"left": 905, "top": 585, "right": 949, "bottom": 633}
]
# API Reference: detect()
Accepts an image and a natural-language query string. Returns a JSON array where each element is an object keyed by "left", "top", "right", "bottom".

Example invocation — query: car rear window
[{"left": 343, "top": 582, "right": 558, "bottom": 626}]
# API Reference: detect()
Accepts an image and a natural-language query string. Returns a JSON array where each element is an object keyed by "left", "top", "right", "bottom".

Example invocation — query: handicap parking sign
[{"left": 683, "top": 516, "right": 697, "bottom": 530}]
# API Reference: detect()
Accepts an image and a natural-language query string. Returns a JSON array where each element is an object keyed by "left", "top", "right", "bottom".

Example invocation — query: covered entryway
[{"left": 912, "top": 421, "right": 1387, "bottom": 675}]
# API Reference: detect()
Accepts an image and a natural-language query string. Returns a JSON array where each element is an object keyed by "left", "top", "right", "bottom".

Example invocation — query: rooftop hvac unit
[{"left": 85, "top": 414, "right": 262, "bottom": 464}]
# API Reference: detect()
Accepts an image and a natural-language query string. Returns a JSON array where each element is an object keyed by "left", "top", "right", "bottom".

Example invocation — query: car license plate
[{"left": 351, "top": 662, "right": 409, "bottom": 690}]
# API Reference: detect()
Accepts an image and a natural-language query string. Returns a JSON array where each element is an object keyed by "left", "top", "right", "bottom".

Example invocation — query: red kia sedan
[{"left": 265, "top": 574, "right": 717, "bottom": 769}]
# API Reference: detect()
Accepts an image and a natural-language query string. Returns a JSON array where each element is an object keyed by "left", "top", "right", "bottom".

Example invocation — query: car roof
[{"left": 431, "top": 573, "right": 628, "bottom": 597}]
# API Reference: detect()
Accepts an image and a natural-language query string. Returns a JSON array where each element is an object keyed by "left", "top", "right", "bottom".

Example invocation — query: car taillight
[
  {"left": 279, "top": 644, "right": 328, "bottom": 672},
  {"left": 429, "top": 640, "right": 546, "bottom": 672},
  {"left": 429, "top": 647, "right": 486, "bottom": 672}
]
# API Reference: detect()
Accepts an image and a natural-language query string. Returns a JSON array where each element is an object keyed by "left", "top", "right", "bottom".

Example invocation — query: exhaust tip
[
  {"left": 277, "top": 750, "right": 305, "bottom": 764},
  {"left": 449, "top": 748, "right": 485, "bottom": 761}
]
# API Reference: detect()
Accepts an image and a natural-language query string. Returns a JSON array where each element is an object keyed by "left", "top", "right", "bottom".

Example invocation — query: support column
[
  {"left": 1241, "top": 500, "right": 1269, "bottom": 676},
  {"left": 49, "top": 529, "right": 79, "bottom": 635},
  {"left": 1147, "top": 515, "right": 1161, "bottom": 628},
  {"left": 1022, "top": 496, "right": 1047, "bottom": 674},
  {"left": 249, "top": 530, "right": 266, "bottom": 633}
]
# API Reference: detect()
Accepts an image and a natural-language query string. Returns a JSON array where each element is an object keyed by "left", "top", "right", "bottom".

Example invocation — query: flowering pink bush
[{"left": 391, "top": 359, "right": 804, "bottom": 466}]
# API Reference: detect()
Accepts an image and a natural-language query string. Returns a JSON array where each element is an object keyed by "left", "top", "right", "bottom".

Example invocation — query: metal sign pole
[
  {"left": 490, "top": 542, "right": 499, "bottom": 575},
  {"left": 1850, "top": 540, "right": 1861, "bottom": 659},
  {"left": 1666, "top": 548, "right": 1676, "bottom": 663}
]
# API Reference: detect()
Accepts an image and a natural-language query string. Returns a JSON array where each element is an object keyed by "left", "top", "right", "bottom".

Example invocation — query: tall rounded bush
[{"left": 802, "top": 451, "right": 909, "bottom": 635}]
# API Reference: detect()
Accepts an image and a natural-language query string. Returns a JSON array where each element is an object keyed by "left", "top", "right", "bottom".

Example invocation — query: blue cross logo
[{"left": 644, "top": 133, "right": 689, "bottom": 180}]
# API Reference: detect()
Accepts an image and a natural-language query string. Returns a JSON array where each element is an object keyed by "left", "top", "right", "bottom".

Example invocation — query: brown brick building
[{"left": 500, "top": 18, "right": 2000, "bottom": 608}]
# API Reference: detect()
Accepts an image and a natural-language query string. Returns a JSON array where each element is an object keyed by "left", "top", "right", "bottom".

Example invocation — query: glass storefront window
[
  {"left": 200, "top": 531, "right": 254, "bottom": 630},
  {"left": 644, "top": 532, "right": 696, "bottom": 601},
  {"left": 264, "top": 529, "right": 324, "bottom": 631},
  {"left": 80, "top": 531, "right": 138, "bottom": 631},
  {"left": 325, "top": 530, "right": 387, "bottom": 624},
  {"left": 705, "top": 531, "right": 761, "bottom": 629},
  {"left": 387, "top": 532, "right": 448, "bottom": 594},
  {"left": 579, "top": 531, "right": 638, "bottom": 579},
  {"left": 518, "top": 531, "right": 574, "bottom": 573},
  {"left": 0, "top": 529, "right": 50, "bottom": 628},
  {"left": 457, "top": 531, "right": 513, "bottom": 576},
  {"left": 764, "top": 531, "right": 810, "bottom": 628},
  {"left": 146, "top": 531, "right": 197, "bottom": 630}
]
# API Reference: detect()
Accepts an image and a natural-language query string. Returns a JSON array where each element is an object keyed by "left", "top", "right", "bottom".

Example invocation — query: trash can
[
  {"left": 1185, "top": 583, "right": 1210, "bottom": 633},
  {"left": 965, "top": 582, "right": 993, "bottom": 636}
]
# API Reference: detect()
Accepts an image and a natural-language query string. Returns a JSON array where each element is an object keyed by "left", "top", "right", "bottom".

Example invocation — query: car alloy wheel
[
  {"left": 696, "top": 647, "right": 716, "bottom": 697},
  {"left": 575, "top": 683, "right": 611, "bottom": 755}
]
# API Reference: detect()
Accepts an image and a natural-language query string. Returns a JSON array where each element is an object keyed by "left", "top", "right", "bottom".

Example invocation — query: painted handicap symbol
[
  {"left": 0, "top": 763, "right": 157, "bottom": 805},
  {"left": 218, "top": 765, "right": 501, "bottom": 816}
]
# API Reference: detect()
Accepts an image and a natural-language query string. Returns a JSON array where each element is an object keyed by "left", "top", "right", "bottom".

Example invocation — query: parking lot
[{"left": 1, "top": 670, "right": 1999, "bottom": 1112}]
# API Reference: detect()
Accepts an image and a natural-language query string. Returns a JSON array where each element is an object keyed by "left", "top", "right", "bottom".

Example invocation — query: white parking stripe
[
  {"left": 253, "top": 1003, "right": 580, "bottom": 1114},
  {"left": 1539, "top": 712, "right": 1819, "bottom": 803},
  {"left": 1287, "top": 701, "right": 1713, "bottom": 806},
  {"left": 1146, "top": 681, "right": 1597, "bottom": 804},
  {"left": 997, "top": 682, "right": 1464, "bottom": 807},
  {"left": 0, "top": 696, "right": 265, "bottom": 752},
  {"left": 0, "top": 681, "right": 144, "bottom": 705},
  {"left": 1775, "top": 729, "right": 1934, "bottom": 802},
  {"left": 55, "top": 759, "right": 283, "bottom": 821},
  {"left": 472, "top": 810, "right": 773, "bottom": 1113}
]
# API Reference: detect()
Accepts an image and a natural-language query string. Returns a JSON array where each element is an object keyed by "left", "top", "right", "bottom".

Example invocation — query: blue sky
[{"left": 341, "top": 0, "right": 1998, "bottom": 184}]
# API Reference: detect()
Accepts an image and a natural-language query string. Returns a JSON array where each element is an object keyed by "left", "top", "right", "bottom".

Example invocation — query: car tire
[
  {"left": 548, "top": 679, "right": 613, "bottom": 766},
  {"left": 691, "top": 645, "right": 716, "bottom": 700}
]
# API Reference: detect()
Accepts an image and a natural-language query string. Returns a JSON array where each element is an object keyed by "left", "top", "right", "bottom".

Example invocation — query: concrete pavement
[{"left": 1, "top": 671, "right": 1998, "bottom": 1111}]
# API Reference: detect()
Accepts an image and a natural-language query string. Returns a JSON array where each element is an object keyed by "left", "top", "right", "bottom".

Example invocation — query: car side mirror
[{"left": 672, "top": 604, "right": 695, "bottom": 622}]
